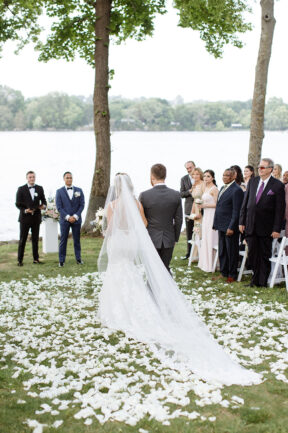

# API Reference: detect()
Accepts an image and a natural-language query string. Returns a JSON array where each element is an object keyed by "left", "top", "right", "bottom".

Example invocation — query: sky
[{"left": 0, "top": 1, "right": 287, "bottom": 103}]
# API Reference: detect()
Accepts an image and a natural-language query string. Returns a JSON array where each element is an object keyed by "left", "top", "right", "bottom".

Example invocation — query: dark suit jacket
[
  {"left": 139, "top": 185, "right": 183, "bottom": 248},
  {"left": 213, "top": 181, "right": 244, "bottom": 232},
  {"left": 56, "top": 186, "right": 85, "bottom": 225},
  {"left": 180, "top": 174, "right": 193, "bottom": 215},
  {"left": 239, "top": 176, "right": 285, "bottom": 236},
  {"left": 16, "top": 184, "right": 47, "bottom": 224}
]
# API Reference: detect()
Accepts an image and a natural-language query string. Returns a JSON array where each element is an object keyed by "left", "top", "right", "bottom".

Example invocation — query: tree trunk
[
  {"left": 248, "top": 0, "right": 275, "bottom": 170},
  {"left": 82, "top": 0, "right": 111, "bottom": 232}
]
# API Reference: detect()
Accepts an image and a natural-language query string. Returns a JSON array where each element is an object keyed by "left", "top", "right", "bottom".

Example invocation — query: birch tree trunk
[
  {"left": 82, "top": 0, "right": 112, "bottom": 232},
  {"left": 248, "top": 0, "right": 275, "bottom": 170}
]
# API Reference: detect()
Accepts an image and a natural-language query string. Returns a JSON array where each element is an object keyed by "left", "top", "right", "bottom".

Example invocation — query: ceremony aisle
[{"left": 0, "top": 238, "right": 287, "bottom": 433}]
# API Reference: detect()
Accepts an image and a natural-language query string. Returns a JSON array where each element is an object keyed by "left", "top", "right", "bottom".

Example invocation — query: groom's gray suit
[{"left": 139, "top": 184, "right": 183, "bottom": 271}]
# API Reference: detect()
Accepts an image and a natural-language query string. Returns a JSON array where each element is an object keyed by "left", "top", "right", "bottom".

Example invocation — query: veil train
[{"left": 97, "top": 174, "right": 262, "bottom": 386}]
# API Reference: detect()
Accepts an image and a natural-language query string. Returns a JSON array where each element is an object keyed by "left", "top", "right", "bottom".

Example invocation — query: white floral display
[
  {"left": 0, "top": 268, "right": 287, "bottom": 430},
  {"left": 90, "top": 207, "right": 105, "bottom": 234}
]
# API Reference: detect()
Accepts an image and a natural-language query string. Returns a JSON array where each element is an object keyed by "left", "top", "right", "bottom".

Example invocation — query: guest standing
[
  {"left": 198, "top": 170, "right": 219, "bottom": 272},
  {"left": 213, "top": 168, "right": 244, "bottom": 282},
  {"left": 243, "top": 165, "right": 255, "bottom": 190},
  {"left": 56, "top": 172, "right": 85, "bottom": 267},
  {"left": 16, "top": 171, "right": 47, "bottom": 266},
  {"left": 231, "top": 165, "right": 245, "bottom": 191},
  {"left": 282, "top": 171, "right": 288, "bottom": 185},
  {"left": 272, "top": 163, "right": 282, "bottom": 181},
  {"left": 180, "top": 160, "right": 195, "bottom": 260},
  {"left": 285, "top": 183, "right": 288, "bottom": 255},
  {"left": 239, "top": 158, "right": 285, "bottom": 287},
  {"left": 190, "top": 168, "right": 205, "bottom": 260}
]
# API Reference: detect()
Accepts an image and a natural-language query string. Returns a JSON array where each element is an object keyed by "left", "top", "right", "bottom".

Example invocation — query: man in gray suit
[
  {"left": 139, "top": 164, "right": 183, "bottom": 272},
  {"left": 180, "top": 160, "right": 195, "bottom": 259}
]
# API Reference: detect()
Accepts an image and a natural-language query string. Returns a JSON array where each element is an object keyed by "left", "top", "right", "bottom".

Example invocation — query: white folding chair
[
  {"left": 269, "top": 236, "right": 288, "bottom": 291},
  {"left": 237, "top": 230, "right": 285, "bottom": 282},
  {"left": 188, "top": 234, "right": 201, "bottom": 266},
  {"left": 237, "top": 244, "right": 253, "bottom": 282},
  {"left": 212, "top": 245, "right": 219, "bottom": 272}
]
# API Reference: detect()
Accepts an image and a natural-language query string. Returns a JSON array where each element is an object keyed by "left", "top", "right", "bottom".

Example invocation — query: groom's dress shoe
[
  {"left": 17, "top": 262, "right": 23, "bottom": 267},
  {"left": 59, "top": 262, "right": 64, "bottom": 267},
  {"left": 33, "top": 260, "right": 43, "bottom": 264}
]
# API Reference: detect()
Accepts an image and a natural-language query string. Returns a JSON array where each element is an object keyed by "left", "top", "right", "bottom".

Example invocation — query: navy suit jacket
[
  {"left": 56, "top": 186, "right": 85, "bottom": 225},
  {"left": 239, "top": 176, "right": 285, "bottom": 236},
  {"left": 213, "top": 181, "right": 244, "bottom": 232}
]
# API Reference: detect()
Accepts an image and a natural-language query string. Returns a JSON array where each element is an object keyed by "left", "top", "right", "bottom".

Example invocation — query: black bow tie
[
  {"left": 29, "top": 186, "right": 35, "bottom": 189},
  {"left": 67, "top": 187, "right": 73, "bottom": 190}
]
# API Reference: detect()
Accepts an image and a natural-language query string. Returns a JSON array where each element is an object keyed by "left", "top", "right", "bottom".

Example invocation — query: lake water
[{"left": 0, "top": 130, "right": 287, "bottom": 241}]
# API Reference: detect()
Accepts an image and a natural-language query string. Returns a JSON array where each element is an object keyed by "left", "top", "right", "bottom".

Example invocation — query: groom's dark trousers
[
  {"left": 139, "top": 184, "right": 183, "bottom": 272},
  {"left": 16, "top": 184, "right": 46, "bottom": 263}
]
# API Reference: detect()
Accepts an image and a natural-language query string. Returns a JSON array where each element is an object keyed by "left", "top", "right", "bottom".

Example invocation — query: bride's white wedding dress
[{"left": 98, "top": 175, "right": 262, "bottom": 386}]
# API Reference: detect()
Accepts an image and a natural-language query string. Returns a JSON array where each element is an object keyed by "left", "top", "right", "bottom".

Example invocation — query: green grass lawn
[{"left": 0, "top": 235, "right": 288, "bottom": 433}]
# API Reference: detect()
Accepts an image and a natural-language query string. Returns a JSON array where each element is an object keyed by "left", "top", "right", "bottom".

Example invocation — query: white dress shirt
[
  {"left": 256, "top": 175, "right": 272, "bottom": 195},
  {"left": 153, "top": 182, "right": 165, "bottom": 187},
  {"left": 28, "top": 183, "right": 35, "bottom": 200},
  {"left": 218, "top": 180, "right": 235, "bottom": 200},
  {"left": 65, "top": 185, "right": 79, "bottom": 221}
]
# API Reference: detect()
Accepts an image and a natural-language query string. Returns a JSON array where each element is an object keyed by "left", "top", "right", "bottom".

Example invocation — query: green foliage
[
  {"left": 0, "top": 0, "right": 254, "bottom": 65},
  {"left": 1, "top": 85, "right": 288, "bottom": 131},
  {"left": 0, "top": 0, "right": 166, "bottom": 67},
  {"left": 174, "top": 0, "right": 252, "bottom": 58}
]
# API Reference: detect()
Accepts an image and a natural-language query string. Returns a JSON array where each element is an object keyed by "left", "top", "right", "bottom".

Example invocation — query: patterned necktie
[
  {"left": 256, "top": 181, "right": 265, "bottom": 204},
  {"left": 218, "top": 185, "right": 227, "bottom": 200}
]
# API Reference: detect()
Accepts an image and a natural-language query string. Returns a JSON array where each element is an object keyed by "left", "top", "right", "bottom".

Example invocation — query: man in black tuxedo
[
  {"left": 16, "top": 171, "right": 47, "bottom": 266},
  {"left": 213, "top": 168, "right": 244, "bottom": 282},
  {"left": 180, "top": 160, "right": 195, "bottom": 259},
  {"left": 139, "top": 164, "right": 183, "bottom": 272},
  {"left": 239, "top": 158, "right": 285, "bottom": 287}
]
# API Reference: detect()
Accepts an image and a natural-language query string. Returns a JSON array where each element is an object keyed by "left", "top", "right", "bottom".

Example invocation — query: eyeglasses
[{"left": 258, "top": 166, "right": 272, "bottom": 170}]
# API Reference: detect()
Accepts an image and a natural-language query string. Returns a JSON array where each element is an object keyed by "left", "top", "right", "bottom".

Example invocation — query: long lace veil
[{"left": 97, "top": 174, "right": 261, "bottom": 386}]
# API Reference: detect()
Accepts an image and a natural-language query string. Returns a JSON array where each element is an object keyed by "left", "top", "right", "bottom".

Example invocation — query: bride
[{"left": 97, "top": 173, "right": 261, "bottom": 386}]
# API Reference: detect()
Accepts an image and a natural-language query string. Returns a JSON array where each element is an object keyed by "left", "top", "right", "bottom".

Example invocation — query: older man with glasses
[{"left": 239, "top": 158, "right": 285, "bottom": 287}]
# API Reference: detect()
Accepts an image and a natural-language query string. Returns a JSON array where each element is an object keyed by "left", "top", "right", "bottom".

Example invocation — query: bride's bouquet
[
  {"left": 42, "top": 197, "right": 59, "bottom": 221},
  {"left": 90, "top": 207, "right": 105, "bottom": 236}
]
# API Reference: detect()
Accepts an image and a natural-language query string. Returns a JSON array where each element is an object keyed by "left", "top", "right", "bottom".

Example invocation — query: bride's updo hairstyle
[{"left": 114, "top": 173, "right": 134, "bottom": 197}]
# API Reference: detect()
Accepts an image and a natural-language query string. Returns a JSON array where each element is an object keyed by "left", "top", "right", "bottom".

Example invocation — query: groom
[
  {"left": 139, "top": 164, "right": 183, "bottom": 272},
  {"left": 55, "top": 172, "right": 85, "bottom": 267}
]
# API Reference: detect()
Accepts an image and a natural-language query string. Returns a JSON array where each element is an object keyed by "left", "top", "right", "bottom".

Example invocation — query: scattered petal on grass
[{"left": 0, "top": 271, "right": 287, "bottom": 427}]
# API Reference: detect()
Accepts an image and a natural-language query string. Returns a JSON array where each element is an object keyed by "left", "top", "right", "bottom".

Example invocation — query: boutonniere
[
  {"left": 74, "top": 191, "right": 80, "bottom": 197},
  {"left": 34, "top": 192, "right": 38, "bottom": 197},
  {"left": 267, "top": 189, "right": 275, "bottom": 196}
]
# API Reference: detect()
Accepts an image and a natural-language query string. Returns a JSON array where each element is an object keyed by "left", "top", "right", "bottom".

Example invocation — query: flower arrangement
[
  {"left": 90, "top": 207, "right": 105, "bottom": 235},
  {"left": 42, "top": 197, "right": 60, "bottom": 221},
  {"left": 194, "top": 198, "right": 203, "bottom": 205}
]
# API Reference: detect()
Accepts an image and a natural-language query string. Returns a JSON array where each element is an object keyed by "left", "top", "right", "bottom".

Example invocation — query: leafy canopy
[
  {"left": 0, "top": 0, "right": 252, "bottom": 65},
  {"left": 0, "top": 0, "right": 166, "bottom": 66},
  {"left": 174, "top": 0, "right": 252, "bottom": 57}
]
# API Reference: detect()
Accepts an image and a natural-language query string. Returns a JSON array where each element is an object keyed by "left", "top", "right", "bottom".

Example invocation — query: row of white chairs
[{"left": 188, "top": 231, "right": 288, "bottom": 291}]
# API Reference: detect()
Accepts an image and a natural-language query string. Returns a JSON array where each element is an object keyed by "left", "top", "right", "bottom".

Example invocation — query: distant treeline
[{"left": 1, "top": 85, "right": 288, "bottom": 131}]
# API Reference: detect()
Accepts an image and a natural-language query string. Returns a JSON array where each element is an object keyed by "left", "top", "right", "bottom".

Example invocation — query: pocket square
[{"left": 267, "top": 189, "right": 275, "bottom": 196}]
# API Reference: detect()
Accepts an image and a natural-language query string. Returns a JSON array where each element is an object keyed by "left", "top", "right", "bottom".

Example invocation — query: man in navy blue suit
[
  {"left": 213, "top": 168, "right": 244, "bottom": 282},
  {"left": 56, "top": 172, "right": 85, "bottom": 267}
]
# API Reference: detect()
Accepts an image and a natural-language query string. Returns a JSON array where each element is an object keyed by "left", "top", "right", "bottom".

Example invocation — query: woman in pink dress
[
  {"left": 198, "top": 170, "right": 219, "bottom": 272},
  {"left": 285, "top": 184, "right": 288, "bottom": 255}
]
